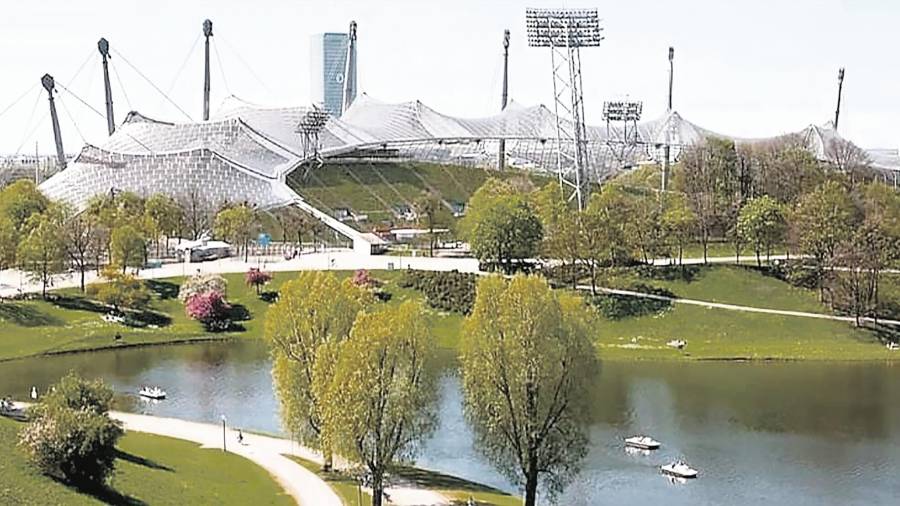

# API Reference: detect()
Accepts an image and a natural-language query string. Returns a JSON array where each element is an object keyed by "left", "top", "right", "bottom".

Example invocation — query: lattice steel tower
[{"left": 526, "top": 8, "right": 603, "bottom": 209}]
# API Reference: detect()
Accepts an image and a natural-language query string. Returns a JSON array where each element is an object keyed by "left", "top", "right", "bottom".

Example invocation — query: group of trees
[{"left": 266, "top": 270, "right": 598, "bottom": 506}]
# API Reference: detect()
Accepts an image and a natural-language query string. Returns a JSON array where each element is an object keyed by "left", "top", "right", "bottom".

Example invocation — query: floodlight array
[
  {"left": 602, "top": 101, "right": 643, "bottom": 122},
  {"left": 526, "top": 8, "right": 603, "bottom": 48},
  {"left": 297, "top": 107, "right": 330, "bottom": 134}
]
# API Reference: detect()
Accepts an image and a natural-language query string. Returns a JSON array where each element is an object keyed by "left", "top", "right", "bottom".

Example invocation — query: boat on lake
[
  {"left": 624, "top": 435, "right": 661, "bottom": 450},
  {"left": 138, "top": 386, "right": 166, "bottom": 400},
  {"left": 660, "top": 461, "right": 698, "bottom": 479}
]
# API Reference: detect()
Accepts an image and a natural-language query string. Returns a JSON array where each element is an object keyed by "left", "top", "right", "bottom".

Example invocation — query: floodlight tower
[
  {"left": 41, "top": 74, "right": 66, "bottom": 170},
  {"left": 296, "top": 105, "right": 330, "bottom": 181},
  {"left": 602, "top": 100, "right": 643, "bottom": 166},
  {"left": 834, "top": 67, "right": 845, "bottom": 131},
  {"left": 498, "top": 29, "right": 510, "bottom": 171},
  {"left": 203, "top": 19, "right": 213, "bottom": 121},
  {"left": 526, "top": 8, "right": 603, "bottom": 209},
  {"left": 662, "top": 46, "right": 674, "bottom": 192},
  {"left": 342, "top": 21, "right": 358, "bottom": 113},
  {"left": 98, "top": 38, "right": 115, "bottom": 135}
]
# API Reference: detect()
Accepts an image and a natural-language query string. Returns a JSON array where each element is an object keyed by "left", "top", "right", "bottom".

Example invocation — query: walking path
[
  {"left": 9, "top": 403, "right": 450, "bottom": 506},
  {"left": 581, "top": 285, "right": 900, "bottom": 327}
]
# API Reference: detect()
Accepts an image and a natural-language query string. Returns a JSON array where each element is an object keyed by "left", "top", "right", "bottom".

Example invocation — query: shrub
[
  {"left": 351, "top": 269, "right": 380, "bottom": 289},
  {"left": 398, "top": 269, "right": 476, "bottom": 314},
  {"left": 245, "top": 268, "right": 273, "bottom": 295},
  {"left": 178, "top": 273, "right": 227, "bottom": 302},
  {"left": 589, "top": 283, "right": 675, "bottom": 319},
  {"left": 185, "top": 290, "right": 232, "bottom": 331},
  {"left": 87, "top": 269, "right": 151, "bottom": 313},
  {"left": 18, "top": 372, "right": 123, "bottom": 487}
]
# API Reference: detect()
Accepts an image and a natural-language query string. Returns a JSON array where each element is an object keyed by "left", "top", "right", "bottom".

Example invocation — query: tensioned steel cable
[
  {"left": 0, "top": 82, "right": 39, "bottom": 120},
  {"left": 57, "top": 82, "right": 154, "bottom": 153},
  {"left": 111, "top": 48, "right": 194, "bottom": 122}
]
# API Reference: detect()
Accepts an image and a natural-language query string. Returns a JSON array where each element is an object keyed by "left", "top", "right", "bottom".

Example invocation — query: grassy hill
[{"left": 286, "top": 161, "right": 551, "bottom": 227}]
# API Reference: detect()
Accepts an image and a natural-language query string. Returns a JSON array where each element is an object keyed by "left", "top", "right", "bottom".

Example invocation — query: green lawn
[
  {"left": 0, "top": 417, "right": 293, "bottom": 506},
  {"left": 286, "top": 455, "right": 521, "bottom": 506}
]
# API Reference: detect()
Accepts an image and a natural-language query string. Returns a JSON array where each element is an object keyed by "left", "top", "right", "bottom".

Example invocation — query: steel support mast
[
  {"left": 526, "top": 8, "right": 603, "bottom": 210},
  {"left": 203, "top": 19, "right": 213, "bottom": 121},
  {"left": 41, "top": 74, "right": 66, "bottom": 169},
  {"left": 342, "top": 21, "right": 358, "bottom": 113},
  {"left": 662, "top": 46, "right": 674, "bottom": 192},
  {"left": 834, "top": 67, "right": 845, "bottom": 130},
  {"left": 98, "top": 38, "right": 116, "bottom": 135},
  {"left": 498, "top": 29, "right": 510, "bottom": 171}
]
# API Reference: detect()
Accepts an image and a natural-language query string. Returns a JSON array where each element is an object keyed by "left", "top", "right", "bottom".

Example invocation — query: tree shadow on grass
[
  {"left": 49, "top": 295, "right": 109, "bottom": 315},
  {"left": 390, "top": 466, "right": 508, "bottom": 495},
  {"left": 114, "top": 449, "right": 174, "bottom": 472},
  {"left": 634, "top": 264, "right": 701, "bottom": 283},
  {"left": 228, "top": 304, "right": 251, "bottom": 323},
  {"left": 866, "top": 323, "right": 900, "bottom": 344},
  {"left": 0, "top": 302, "right": 64, "bottom": 327},
  {"left": 145, "top": 280, "right": 180, "bottom": 301},
  {"left": 126, "top": 310, "right": 172, "bottom": 328},
  {"left": 49, "top": 476, "right": 147, "bottom": 506},
  {"left": 259, "top": 291, "right": 279, "bottom": 303}
]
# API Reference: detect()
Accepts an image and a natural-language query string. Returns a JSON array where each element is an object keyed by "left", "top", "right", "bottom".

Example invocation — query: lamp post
[{"left": 221, "top": 414, "right": 227, "bottom": 452}]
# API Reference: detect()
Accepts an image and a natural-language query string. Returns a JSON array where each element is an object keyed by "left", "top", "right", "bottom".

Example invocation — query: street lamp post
[{"left": 221, "top": 414, "right": 227, "bottom": 452}]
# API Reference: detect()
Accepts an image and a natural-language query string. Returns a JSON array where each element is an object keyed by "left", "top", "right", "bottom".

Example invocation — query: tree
[
  {"left": 0, "top": 179, "right": 49, "bottom": 232},
  {"left": 319, "top": 301, "right": 437, "bottom": 506},
  {"left": 737, "top": 196, "right": 787, "bottom": 266},
  {"left": 178, "top": 272, "right": 228, "bottom": 302},
  {"left": 245, "top": 267, "right": 273, "bottom": 295},
  {"left": 825, "top": 138, "right": 872, "bottom": 187},
  {"left": 628, "top": 191, "right": 668, "bottom": 264},
  {"left": 532, "top": 183, "right": 581, "bottom": 288},
  {"left": 0, "top": 216, "right": 17, "bottom": 269},
  {"left": 145, "top": 194, "right": 182, "bottom": 257},
  {"left": 178, "top": 189, "right": 212, "bottom": 241},
  {"left": 662, "top": 193, "right": 697, "bottom": 266},
  {"left": 16, "top": 209, "right": 66, "bottom": 298},
  {"left": 461, "top": 179, "right": 542, "bottom": 272},
  {"left": 792, "top": 181, "right": 857, "bottom": 299},
  {"left": 60, "top": 206, "right": 101, "bottom": 292},
  {"left": 579, "top": 187, "right": 635, "bottom": 292},
  {"left": 413, "top": 190, "right": 449, "bottom": 256},
  {"left": 110, "top": 224, "right": 146, "bottom": 273},
  {"left": 214, "top": 204, "right": 256, "bottom": 262},
  {"left": 18, "top": 372, "right": 123, "bottom": 487},
  {"left": 265, "top": 271, "right": 371, "bottom": 469},
  {"left": 184, "top": 290, "right": 232, "bottom": 331},
  {"left": 461, "top": 275, "right": 598, "bottom": 506},
  {"left": 88, "top": 269, "right": 151, "bottom": 313}
]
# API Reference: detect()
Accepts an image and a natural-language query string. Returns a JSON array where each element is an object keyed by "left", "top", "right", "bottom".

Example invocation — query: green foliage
[
  {"left": 792, "top": 181, "right": 857, "bottom": 268},
  {"left": 737, "top": 195, "right": 787, "bottom": 265},
  {"left": 461, "top": 179, "right": 542, "bottom": 271},
  {"left": 87, "top": 270, "right": 151, "bottom": 312},
  {"left": 461, "top": 275, "right": 598, "bottom": 505},
  {"left": 0, "top": 215, "right": 16, "bottom": 269},
  {"left": 214, "top": 204, "right": 256, "bottom": 260},
  {"left": 589, "top": 284, "right": 674, "bottom": 319},
  {"left": 18, "top": 372, "right": 123, "bottom": 487},
  {"left": 265, "top": 271, "right": 371, "bottom": 454},
  {"left": 16, "top": 208, "right": 66, "bottom": 297},
  {"left": 662, "top": 193, "right": 697, "bottom": 263},
  {"left": 0, "top": 179, "right": 49, "bottom": 231},
  {"left": 109, "top": 224, "right": 146, "bottom": 272},
  {"left": 397, "top": 269, "right": 476, "bottom": 314},
  {"left": 320, "top": 301, "right": 437, "bottom": 506}
]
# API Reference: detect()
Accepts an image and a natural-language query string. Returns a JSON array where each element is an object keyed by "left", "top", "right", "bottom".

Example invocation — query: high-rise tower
[{"left": 311, "top": 30, "right": 355, "bottom": 117}]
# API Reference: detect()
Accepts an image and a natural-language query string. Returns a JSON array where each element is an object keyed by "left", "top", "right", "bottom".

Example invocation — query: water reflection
[{"left": 1, "top": 343, "right": 898, "bottom": 505}]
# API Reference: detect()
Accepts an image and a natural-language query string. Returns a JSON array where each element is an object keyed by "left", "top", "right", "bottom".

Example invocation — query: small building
[
  {"left": 175, "top": 239, "right": 232, "bottom": 263},
  {"left": 449, "top": 200, "right": 466, "bottom": 217},
  {"left": 388, "top": 227, "right": 450, "bottom": 244},
  {"left": 392, "top": 203, "right": 417, "bottom": 222},
  {"left": 333, "top": 207, "right": 353, "bottom": 221}
]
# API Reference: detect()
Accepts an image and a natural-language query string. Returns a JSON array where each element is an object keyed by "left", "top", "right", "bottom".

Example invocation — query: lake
[{"left": 1, "top": 341, "right": 897, "bottom": 505}]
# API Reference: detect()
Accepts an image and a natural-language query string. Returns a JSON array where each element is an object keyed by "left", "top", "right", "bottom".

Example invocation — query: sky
[{"left": 0, "top": 0, "right": 896, "bottom": 156}]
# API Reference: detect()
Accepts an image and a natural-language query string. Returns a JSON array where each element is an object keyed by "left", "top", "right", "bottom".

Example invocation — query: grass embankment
[
  {"left": 287, "top": 455, "right": 520, "bottom": 506},
  {"left": 593, "top": 266, "right": 896, "bottom": 361},
  {"left": 0, "top": 416, "right": 292, "bottom": 506},
  {"left": 287, "top": 161, "right": 550, "bottom": 225}
]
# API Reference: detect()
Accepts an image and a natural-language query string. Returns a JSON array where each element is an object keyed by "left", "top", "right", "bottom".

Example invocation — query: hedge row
[{"left": 397, "top": 270, "right": 477, "bottom": 315}]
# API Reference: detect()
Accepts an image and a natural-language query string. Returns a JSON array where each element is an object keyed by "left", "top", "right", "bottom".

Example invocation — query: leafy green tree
[
  {"left": 265, "top": 271, "right": 371, "bottom": 469},
  {"left": 737, "top": 195, "right": 787, "bottom": 266},
  {"left": 628, "top": 191, "right": 668, "bottom": 263},
  {"left": 319, "top": 301, "right": 437, "bottom": 506},
  {"left": 413, "top": 190, "right": 450, "bottom": 256},
  {"left": 662, "top": 193, "right": 697, "bottom": 266},
  {"left": 145, "top": 194, "right": 182, "bottom": 257},
  {"left": 792, "top": 181, "right": 857, "bottom": 298},
  {"left": 18, "top": 372, "right": 123, "bottom": 487},
  {"left": 16, "top": 209, "right": 66, "bottom": 298},
  {"left": 461, "top": 179, "right": 542, "bottom": 272},
  {"left": 0, "top": 216, "right": 17, "bottom": 269},
  {"left": 214, "top": 204, "right": 256, "bottom": 261},
  {"left": 88, "top": 269, "right": 151, "bottom": 313},
  {"left": 0, "top": 179, "right": 49, "bottom": 231},
  {"left": 461, "top": 275, "right": 598, "bottom": 506},
  {"left": 532, "top": 183, "right": 580, "bottom": 287},
  {"left": 110, "top": 224, "right": 146, "bottom": 273},
  {"left": 59, "top": 206, "right": 101, "bottom": 292}
]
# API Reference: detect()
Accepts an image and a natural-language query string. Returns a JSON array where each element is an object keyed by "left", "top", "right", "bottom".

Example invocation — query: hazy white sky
[{"left": 0, "top": 0, "right": 896, "bottom": 155}]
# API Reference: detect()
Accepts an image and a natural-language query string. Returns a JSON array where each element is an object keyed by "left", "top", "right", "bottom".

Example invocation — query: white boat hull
[{"left": 661, "top": 465, "right": 698, "bottom": 479}]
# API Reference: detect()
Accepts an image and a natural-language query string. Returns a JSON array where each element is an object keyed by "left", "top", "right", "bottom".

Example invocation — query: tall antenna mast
[
  {"left": 662, "top": 46, "right": 674, "bottom": 192},
  {"left": 41, "top": 74, "right": 67, "bottom": 170},
  {"left": 342, "top": 21, "right": 358, "bottom": 113},
  {"left": 834, "top": 67, "right": 845, "bottom": 130},
  {"left": 498, "top": 29, "right": 510, "bottom": 171},
  {"left": 203, "top": 19, "right": 213, "bottom": 121},
  {"left": 98, "top": 38, "right": 115, "bottom": 135}
]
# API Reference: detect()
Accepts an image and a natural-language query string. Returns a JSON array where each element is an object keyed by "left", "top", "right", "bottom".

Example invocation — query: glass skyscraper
[{"left": 310, "top": 33, "right": 351, "bottom": 117}]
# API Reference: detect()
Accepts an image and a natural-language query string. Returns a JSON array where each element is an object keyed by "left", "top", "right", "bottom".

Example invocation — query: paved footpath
[{"left": 9, "top": 403, "right": 450, "bottom": 506}]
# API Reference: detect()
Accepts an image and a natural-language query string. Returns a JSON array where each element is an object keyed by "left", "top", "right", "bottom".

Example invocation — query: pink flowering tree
[
  {"left": 185, "top": 290, "right": 231, "bottom": 331},
  {"left": 351, "top": 269, "right": 379, "bottom": 289},
  {"left": 245, "top": 268, "right": 273, "bottom": 295}
]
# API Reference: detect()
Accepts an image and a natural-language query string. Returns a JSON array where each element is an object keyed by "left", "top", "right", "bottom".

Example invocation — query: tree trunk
[
  {"left": 372, "top": 470, "right": 384, "bottom": 506},
  {"left": 523, "top": 461, "right": 539, "bottom": 506},
  {"left": 80, "top": 267, "right": 86, "bottom": 293},
  {"left": 322, "top": 452, "right": 333, "bottom": 472},
  {"left": 756, "top": 248, "right": 761, "bottom": 267}
]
